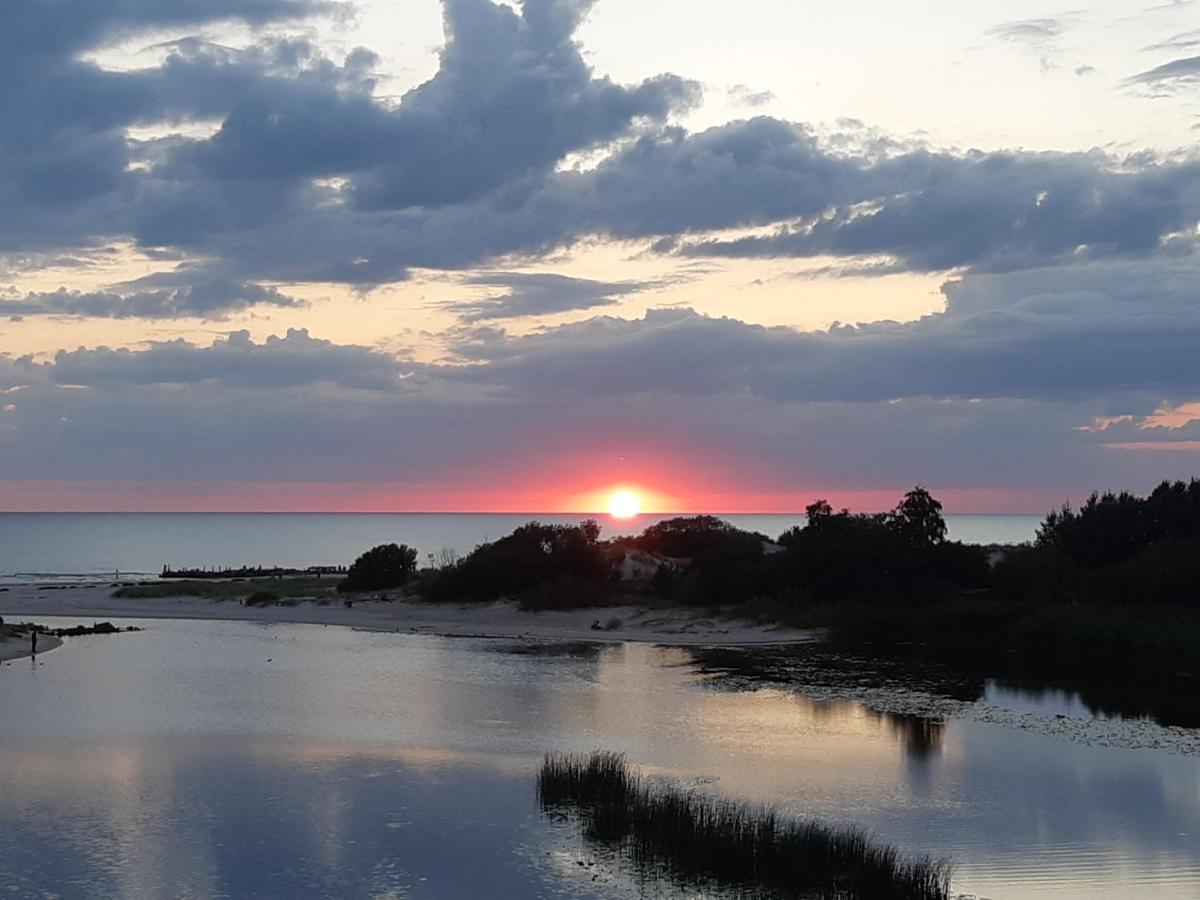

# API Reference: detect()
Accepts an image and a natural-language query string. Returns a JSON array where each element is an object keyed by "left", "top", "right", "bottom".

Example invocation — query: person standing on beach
[{"left": 31, "top": 629, "right": 38, "bottom": 655}]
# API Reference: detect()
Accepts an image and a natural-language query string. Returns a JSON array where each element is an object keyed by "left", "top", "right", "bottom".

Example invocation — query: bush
[
  {"left": 417, "top": 521, "right": 612, "bottom": 602},
  {"left": 1082, "top": 541, "right": 1200, "bottom": 607},
  {"left": 339, "top": 543, "right": 418, "bottom": 593},
  {"left": 245, "top": 591, "right": 278, "bottom": 607},
  {"left": 1006, "top": 605, "right": 1200, "bottom": 685},
  {"left": 990, "top": 544, "right": 1079, "bottom": 604},
  {"left": 630, "top": 516, "right": 767, "bottom": 606},
  {"left": 633, "top": 515, "right": 765, "bottom": 564}
]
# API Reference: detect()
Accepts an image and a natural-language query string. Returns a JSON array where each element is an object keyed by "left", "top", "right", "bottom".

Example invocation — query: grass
[
  {"left": 538, "top": 751, "right": 952, "bottom": 899},
  {"left": 113, "top": 576, "right": 342, "bottom": 601},
  {"left": 1008, "top": 605, "right": 1200, "bottom": 683}
]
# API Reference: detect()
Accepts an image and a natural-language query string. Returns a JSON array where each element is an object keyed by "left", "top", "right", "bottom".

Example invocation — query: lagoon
[{"left": 2, "top": 617, "right": 1198, "bottom": 898}]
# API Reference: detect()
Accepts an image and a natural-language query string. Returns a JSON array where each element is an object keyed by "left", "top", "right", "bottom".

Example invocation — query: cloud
[
  {"left": 1104, "top": 441, "right": 1200, "bottom": 452},
  {"left": 5, "top": 254, "right": 1200, "bottom": 499},
  {"left": 1142, "top": 28, "right": 1200, "bottom": 52},
  {"left": 0, "top": 330, "right": 1166, "bottom": 494},
  {"left": 37, "top": 328, "right": 406, "bottom": 390},
  {"left": 438, "top": 257, "right": 1200, "bottom": 406},
  {"left": 728, "top": 84, "right": 775, "bottom": 108},
  {"left": 987, "top": 16, "right": 1076, "bottom": 71},
  {"left": 445, "top": 272, "right": 648, "bottom": 321},
  {"left": 1136, "top": 400, "right": 1200, "bottom": 429},
  {"left": 989, "top": 17, "right": 1069, "bottom": 49},
  {"left": 670, "top": 144, "right": 1200, "bottom": 273},
  {"left": 1128, "top": 53, "right": 1200, "bottom": 88},
  {"left": 1, "top": 275, "right": 301, "bottom": 319},
  {"left": 4, "top": 0, "right": 1197, "bottom": 291}
]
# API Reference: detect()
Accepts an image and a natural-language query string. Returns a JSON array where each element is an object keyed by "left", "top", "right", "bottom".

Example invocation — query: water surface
[{"left": 2, "top": 617, "right": 1196, "bottom": 898}]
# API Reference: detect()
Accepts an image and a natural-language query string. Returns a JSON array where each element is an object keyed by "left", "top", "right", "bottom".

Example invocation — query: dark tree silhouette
[
  {"left": 805, "top": 499, "right": 834, "bottom": 524},
  {"left": 340, "top": 543, "right": 419, "bottom": 592},
  {"left": 893, "top": 486, "right": 947, "bottom": 546}
]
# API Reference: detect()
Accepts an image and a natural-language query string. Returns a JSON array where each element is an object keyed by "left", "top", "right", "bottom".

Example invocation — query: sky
[{"left": 1, "top": 0, "right": 1199, "bottom": 513}]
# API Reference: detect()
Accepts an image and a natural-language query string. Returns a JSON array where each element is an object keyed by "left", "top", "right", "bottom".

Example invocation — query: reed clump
[{"left": 538, "top": 751, "right": 952, "bottom": 900}]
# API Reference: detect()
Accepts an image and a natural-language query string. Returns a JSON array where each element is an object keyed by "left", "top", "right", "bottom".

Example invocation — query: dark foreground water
[
  {"left": 2, "top": 618, "right": 1197, "bottom": 898},
  {"left": 0, "top": 512, "right": 1040, "bottom": 583}
]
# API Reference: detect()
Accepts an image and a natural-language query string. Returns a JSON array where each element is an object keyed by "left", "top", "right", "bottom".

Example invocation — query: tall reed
[{"left": 538, "top": 750, "right": 952, "bottom": 899}]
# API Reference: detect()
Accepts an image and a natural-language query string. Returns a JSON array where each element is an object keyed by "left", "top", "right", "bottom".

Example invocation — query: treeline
[
  {"left": 994, "top": 478, "right": 1200, "bottom": 607},
  {"left": 340, "top": 479, "right": 1200, "bottom": 610},
  {"left": 342, "top": 486, "right": 987, "bottom": 609}
]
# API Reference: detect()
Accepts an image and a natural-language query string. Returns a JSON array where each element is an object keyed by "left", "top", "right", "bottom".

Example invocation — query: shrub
[
  {"left": 417, "top": 521, "right": 613, "bottom": 603},
  {"left": 1006, "top": 605, "right": 1200, "bottom": 685},
  {"left": 339, "top": 543, "right": 418, "bottom": 593},
  {"left": 245, "top": 591, "right": 278, "bottom": 607}
]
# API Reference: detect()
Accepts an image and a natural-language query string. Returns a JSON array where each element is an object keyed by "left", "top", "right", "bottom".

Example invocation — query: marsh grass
[
  {"left": 538, "top": 751, "right": 951, "bottom": 900},
  {"left": 113, "top": 577, "right": 340, "bottom": 601}
]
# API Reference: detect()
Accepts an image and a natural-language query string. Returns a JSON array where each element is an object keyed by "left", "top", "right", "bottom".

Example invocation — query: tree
[
  {"left": 805, "top": 499, "right": 833, "bottom": 524},
  {"left": 893, "top": 486, "right": 947, "bottom": 546},
  {"left": 340, "top": 543, "right": 418, "bottom": 593}
]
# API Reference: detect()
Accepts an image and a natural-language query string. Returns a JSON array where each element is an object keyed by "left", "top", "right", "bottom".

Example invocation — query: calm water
[
  {"left": 1, "top": 618, "right": 1197, "bottom": 898},
  {"left": 0, "top": 513, "right": 1040, "bottom": 583}
]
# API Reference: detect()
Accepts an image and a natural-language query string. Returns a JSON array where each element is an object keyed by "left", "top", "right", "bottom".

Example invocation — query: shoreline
[
  {"left": 0, "top": 583, "right": 820, "bottom": 647},
  {"left": 0, "top": 631, "right": 64, "bottom": 664}
]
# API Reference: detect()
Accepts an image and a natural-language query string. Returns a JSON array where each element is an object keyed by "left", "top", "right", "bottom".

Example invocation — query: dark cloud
[
  {"left": 672, "top": 146, "right": 1200, "bottom": 273},
  {"left": 1, "top": 274, "right": 300, "bottom": 319},
  {"left": 2, "top": 0, "right": 1197, "bottom": 292},
  {"left": 3, "top": 252, "right": 1199, "bottom": 495},
  {"left": 444, "top": 273, "right": 648, "bottom": 321},
  {"left": 34, "top": 329, "right": 404, "bottom": 390},
  {"left": 441, "top": 258, "right": 1200, "bottom": 404},
  {"left": 1, "top": 312, "right": 1195, "bottom": 493},
  {"left": 1, "top": 0, "right": 1198, "bottom": 503},
  {"left": 0, "top": 1, "right": 347, "bottom": 254}
]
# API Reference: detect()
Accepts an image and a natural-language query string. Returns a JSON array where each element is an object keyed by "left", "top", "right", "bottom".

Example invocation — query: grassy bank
[
  {"left": 538, "top": 751, "right": 952, "bottom": 899},
  {"left": 113, "top": 576, "right": 342, "bottom": 602}
]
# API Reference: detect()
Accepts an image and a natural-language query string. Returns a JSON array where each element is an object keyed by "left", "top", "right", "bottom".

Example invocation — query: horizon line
[{"left": 0, "top": 509, "right": 1047, "bottom": 517}]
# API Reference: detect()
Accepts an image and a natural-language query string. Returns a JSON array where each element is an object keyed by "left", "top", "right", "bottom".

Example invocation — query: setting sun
[{"left": 608, "top": 489, "right": 642, "bottom": 519}]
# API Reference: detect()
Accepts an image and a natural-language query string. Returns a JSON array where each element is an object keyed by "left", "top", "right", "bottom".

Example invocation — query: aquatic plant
[{"left": 538, "top": 751, "right": 952, "bottom": 899}]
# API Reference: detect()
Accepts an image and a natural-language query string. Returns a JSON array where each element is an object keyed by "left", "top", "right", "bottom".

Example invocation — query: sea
[{"left": 0, "top": 512, "right": 1041, "bottom": 585}]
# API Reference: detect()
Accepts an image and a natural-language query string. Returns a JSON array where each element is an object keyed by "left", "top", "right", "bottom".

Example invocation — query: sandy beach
[
  {"left": 0, "top": 583, "right": 818, "bottom": 647},
  {"left": 0, "top": 629, "right": 63, "bottom": 663}
]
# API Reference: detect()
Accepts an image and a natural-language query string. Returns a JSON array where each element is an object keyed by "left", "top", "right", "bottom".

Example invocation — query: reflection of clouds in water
[
  {"left": 0, "top": 742, "right": 221, "bottom": 898},
  {"left": 0, "top": 743, "right": 606, "bottom": 898}
]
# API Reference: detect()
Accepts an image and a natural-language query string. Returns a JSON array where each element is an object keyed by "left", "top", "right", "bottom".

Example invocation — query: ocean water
[
  {"left": 0, "top": 513, "right": 1041, "bottom": 584},
  {"left": 1, "top": 618, "right": 1197, "bottom": 899}
]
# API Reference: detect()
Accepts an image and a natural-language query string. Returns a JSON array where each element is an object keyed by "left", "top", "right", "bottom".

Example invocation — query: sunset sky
[{"left": 1, "top": 0, "right": 1199, "bottom": 512}]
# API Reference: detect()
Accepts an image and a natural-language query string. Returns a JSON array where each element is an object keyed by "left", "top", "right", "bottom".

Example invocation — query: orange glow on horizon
[{"left": 0, "top": 479, "right": 1069, "bottom": 515}]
